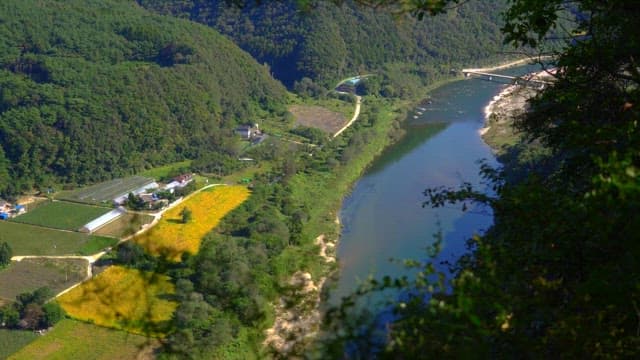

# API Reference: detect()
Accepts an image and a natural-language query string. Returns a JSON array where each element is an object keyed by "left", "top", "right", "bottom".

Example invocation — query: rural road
[
  {"left": 333, "top": 95, "right": 362, "bottom": 138},
  {"left": 10, "top": 183, "right": 227, "bottom": 298}
]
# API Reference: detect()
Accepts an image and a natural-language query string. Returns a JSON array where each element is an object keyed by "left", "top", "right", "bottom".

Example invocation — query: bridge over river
[{"left": 462, "top": 70, "right": 552, "bottom": 89}]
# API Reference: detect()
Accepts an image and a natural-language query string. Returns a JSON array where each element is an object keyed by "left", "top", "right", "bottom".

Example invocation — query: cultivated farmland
[
  {"left": 0, "top": 258, "right": 87, "bottom": 303},
  {"left": 289, "top": 104, "right": 348, "bottom": 134},
  {"left": 139, "top": 160, "right": 192, "bottom": 180},
  {"left": 57, "top": 176, "right": 155, "bottom": 204},
  {"left": 0, "top": 221, "right": 117, "bottom": 256},
  {"left": 12, "top": 201, "right": 111, "bottom": 231},
  {"left": 8, "top": 319, "right": 158, "bottom": 360},
  {"left": 134, "top": 185, "right": 250, "bottom": 261},
  {"left": 0, "top": 330, "right": 38, "bottom": 359},
  {"left": 94, "top": 212, "right": 154, "bottom": 238},
  {"left": 57, "top": 266, "right": 177, "bottom": 336}
]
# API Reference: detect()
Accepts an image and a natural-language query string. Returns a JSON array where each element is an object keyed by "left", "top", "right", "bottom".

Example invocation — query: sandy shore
[{"left": 479, "top": 68, "right": 554, "bottom": 136}]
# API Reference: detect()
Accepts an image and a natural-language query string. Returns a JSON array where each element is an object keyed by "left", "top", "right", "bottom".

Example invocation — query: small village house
[
  {"left": 113, "top": 180, "right": 159, "bottom": 205},
  {"left": 234, "top": 124, "right": 261, "bottom": 140},
  {"left": 164, "top": 173, "right": 194, "bottom": 192}
]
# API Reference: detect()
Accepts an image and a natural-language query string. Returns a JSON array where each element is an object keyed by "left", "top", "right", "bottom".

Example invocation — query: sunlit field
[
  {"left": 57, "top": 266, "right": 177, "bottom": 336},
  {"left": 134, "top": 185, "right": 250, "bottom": 261}
]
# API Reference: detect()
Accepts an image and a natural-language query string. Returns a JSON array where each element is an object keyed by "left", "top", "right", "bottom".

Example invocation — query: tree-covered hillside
[
  {"left": 0, "top": 0, "right": 286, "bottom": 196},
  {"left": 138, "top": 0, "right": 510, "bottom": 88}
]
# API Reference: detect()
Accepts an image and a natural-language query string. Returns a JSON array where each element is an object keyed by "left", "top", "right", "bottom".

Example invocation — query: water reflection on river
[{"left": 330, "top": 76, "right": 511, "bottom": 304}]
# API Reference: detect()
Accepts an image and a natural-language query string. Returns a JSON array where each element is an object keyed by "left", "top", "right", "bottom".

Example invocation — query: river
[{"left": 331, "top": 66, "right": 538, "bottom": 304}]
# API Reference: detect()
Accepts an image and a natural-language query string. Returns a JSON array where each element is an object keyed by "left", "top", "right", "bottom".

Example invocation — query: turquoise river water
[{"left": 331, "top": 66, "right": 538, "bottom": 303}]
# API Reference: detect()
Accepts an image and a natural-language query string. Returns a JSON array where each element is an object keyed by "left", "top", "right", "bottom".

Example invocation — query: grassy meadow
[
  {"left": 134, "top": 185, "right": 250, "bottom": 261},
  {"left": 57, "top": 266, "right": 177, "bottom": 336},
  {"left": 0, "top": 258, "right": 87, "bottom": 303},
  {"left": 0, "top": 221, "right": 117, "bottom": 256},
  {"left": 7, "top": 319, "right": 158, "bottom": 360},
  {"left": 0, "top": 330, "right": 38, "bottom": 359},
  {"left": 12, "top": 201, "right": 111, "bottom": 231},
  {"left": 138, "top": 160, "right": 192, "bottom": 180}
]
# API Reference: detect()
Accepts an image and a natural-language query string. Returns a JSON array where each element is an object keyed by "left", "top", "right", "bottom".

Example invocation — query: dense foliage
[
  {"left": 323, "top": 0, "right": 640, "bottom": 358},
  {"left": 154, "top": 98, "right": 407, "bottom": 358},
  {"left": 138, "top": 0, "right": 510, "bottom": 89},
  {"left": 0, "top": 287, "right": 64, "bottom": 330},
  {"left": 0, "top": 0, "right": 286, "bottom": 196},
  {"left": 0, "top": 241, "right": 11, "bottom": 267}
]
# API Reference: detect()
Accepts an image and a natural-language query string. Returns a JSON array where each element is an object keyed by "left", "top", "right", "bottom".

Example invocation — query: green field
[
  {"left": 0, "top": 330, "right": 38, "bottom": 359},
  {"left": 0, "top": 258, "right": 87, "bottom": 304},
  {"left": 138, "top": 160, "right": 192, "bottom": 180},
  {"left": 12, "top": 201, "right": 111, "bottom": 231},
  {"left": 0, "top": 221, "right": 118, "bottom": 256},
  {"left": 57, "top": 176, "right": 156, "bottom": 205},
  {"left": 8, "top": 319, "right": 158, "bottom": 360}
]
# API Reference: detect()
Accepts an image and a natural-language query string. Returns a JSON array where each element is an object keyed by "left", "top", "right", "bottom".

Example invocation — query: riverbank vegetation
[{"left": 323, "top": 0, "right": 640, "bottom": 358}]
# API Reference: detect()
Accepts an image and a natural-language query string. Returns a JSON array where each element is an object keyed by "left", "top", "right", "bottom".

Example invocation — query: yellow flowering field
[
  {"left": 57, "top": 266, "right": 177, "bottom": 336},
  {"left": 135, "top": 185, "right": 250, "bottom": 261}
]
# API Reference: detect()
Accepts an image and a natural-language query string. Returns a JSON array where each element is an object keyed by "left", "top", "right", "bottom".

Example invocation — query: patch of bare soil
[{"left": 289, "top": 105, "right": 347, "bottom": 134}]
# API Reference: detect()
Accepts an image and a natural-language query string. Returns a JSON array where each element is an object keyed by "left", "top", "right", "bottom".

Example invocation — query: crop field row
[
  {"left": 12, "top": 201, "right": 111, "bottom": 231},
  {"left": 0, "top": 258, "right": 87, "bottom": 304},
  {"left": 0, "top": 221, "right": 117, "bottom": 256},
  {"left": 289, "top": 104, "right": 348, "bottom": 134},
  {"left": 93, "top": 212, "right": 155, "bottom": 238},
  {"left": 134, "top": 185, "right": 250, "bottom": 261},
  {"left": 57, "top": 266, "right": 177, "bottom": 336},
  {"left": 0, "top": 329, "right": 38, "bottom": 360},
  {"left": 56, "top": 176, "right": 155, "bottom": 204}
]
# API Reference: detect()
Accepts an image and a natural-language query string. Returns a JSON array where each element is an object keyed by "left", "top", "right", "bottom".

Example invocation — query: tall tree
[{"left": 0, "top": 241, "right": 11, "bottom": 267}]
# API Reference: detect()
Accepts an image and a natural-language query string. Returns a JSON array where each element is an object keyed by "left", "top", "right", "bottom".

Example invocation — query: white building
[
  {"left": 79, "top": 207, "right": 127, "bottom": 233},
  {"left": 113, "top": 181, "right": 159, "bottom": 205}
]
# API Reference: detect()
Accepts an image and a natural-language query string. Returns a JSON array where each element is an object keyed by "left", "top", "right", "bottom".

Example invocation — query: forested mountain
[
  {"left": 138, "top": 0, "right": 510, "bottom": 88},
  {"left": 0, "top": 0, "right": 286, "bottom": 196}
]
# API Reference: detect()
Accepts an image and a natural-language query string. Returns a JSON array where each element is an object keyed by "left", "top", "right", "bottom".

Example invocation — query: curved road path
[
  {"left": 10, "top": 183, "right": 226, "bottom": 297},
  {"left": 332, "top": 95, "right": 362, "bottom": 138}
]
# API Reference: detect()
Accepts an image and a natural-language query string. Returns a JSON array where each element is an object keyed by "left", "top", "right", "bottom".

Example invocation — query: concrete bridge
[{"left": 462, "top": 70, "right": 552, "bottom": 89}]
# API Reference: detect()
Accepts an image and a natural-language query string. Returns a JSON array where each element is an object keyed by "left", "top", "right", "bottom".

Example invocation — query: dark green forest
[
  {"left": 138, "top": 0, "right": 510, "bottom": 88},
  {"left": 0, "top": 0, "right": 286, "bottom": 196},
  {"left": 322, "top": 0, "right": 640, "bottom": 358},
  {"left": 2, "top": 0, "right": 637, "bottom": 358}
]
